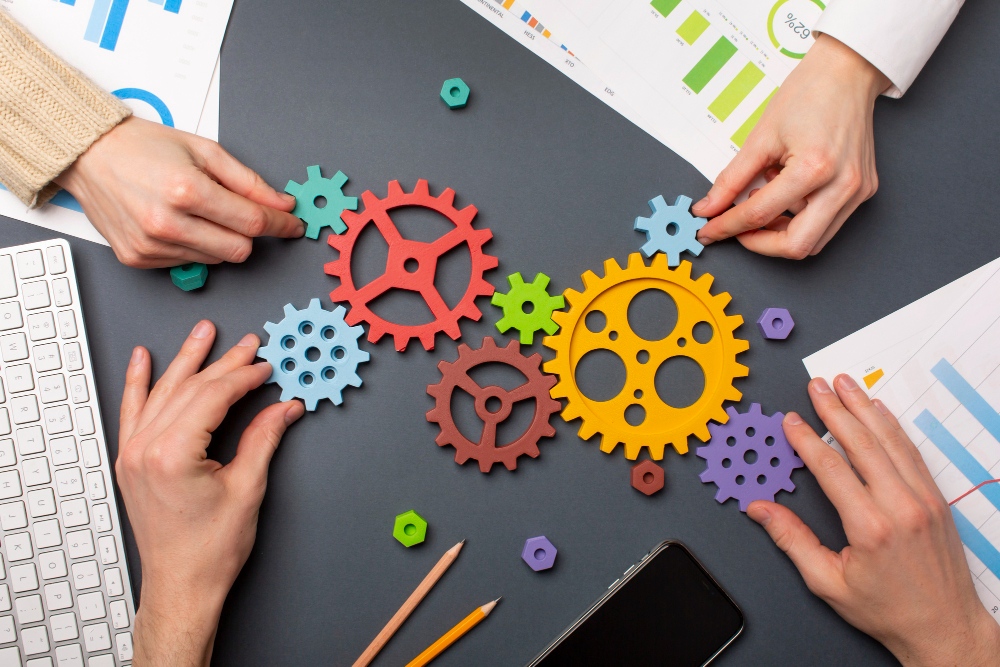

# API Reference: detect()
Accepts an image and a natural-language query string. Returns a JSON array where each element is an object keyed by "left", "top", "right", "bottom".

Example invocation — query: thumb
[
  {"left": 693, "top": 133, "right": 778, "bottom": 220},
  {"left": 747, "top": 500, "right": 844, "bottom": 600},
  {"left": 227, "top": 401, "right": 304, "bottom": 487}
]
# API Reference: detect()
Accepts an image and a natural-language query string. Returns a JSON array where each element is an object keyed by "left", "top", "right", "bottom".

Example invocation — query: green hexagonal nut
[
  {"left": 393, "top": 510, "right": 428, "bottom": 547},
  {"left": 170, "top": 263, "right": 208, "bottom": 291},
  {"left": 440, "top": 78, "right": 470, "bottom": 109}
]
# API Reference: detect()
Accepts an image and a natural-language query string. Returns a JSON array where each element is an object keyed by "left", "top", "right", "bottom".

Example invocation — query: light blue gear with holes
[
  {"left": 633, "top": 195, "right": 707, "bottom": 266},
  {"left": 257, "top": 299, "right": 370, "bottom": 411}
]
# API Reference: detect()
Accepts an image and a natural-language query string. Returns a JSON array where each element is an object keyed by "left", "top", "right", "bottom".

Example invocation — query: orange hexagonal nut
[
  {"left": 393, "top": 510, "right": 428, "bottom": 547},
  {"left": 631, "top": 460, "right": 664, "bottom": 495}
]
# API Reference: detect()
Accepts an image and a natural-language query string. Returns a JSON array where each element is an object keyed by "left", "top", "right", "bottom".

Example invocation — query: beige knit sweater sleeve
[{"left": 0, "top": 9, "right": 131, "bottom": 208}]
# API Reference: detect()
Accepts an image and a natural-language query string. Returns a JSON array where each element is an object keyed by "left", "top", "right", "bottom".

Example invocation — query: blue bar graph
[
  {"left": 932, "top": 359, "right": 1000, "bottom": 445},
  {"left": 84, "top": 0, "right": 113, "bottom": 44},
  {"left": 85, "top": 0, "right": 182, "bottom": 51},
  {"left": 164, "top": 0, "right": 182, "bottom": 13},
  {"left": 59, "top": 0, "right": 77, "bottom": 5},
  {"left": 98, "top": 0, "right": 130, "bottom": 50},
  {"left": 148, "top": 0, "right": 165, "bottom": 5},
  {"left": 952, "top": 506, "right": 1000, "bottom": 580},
  {"left": 914, "top": 411, "right": 1000, "bottom": 511}
]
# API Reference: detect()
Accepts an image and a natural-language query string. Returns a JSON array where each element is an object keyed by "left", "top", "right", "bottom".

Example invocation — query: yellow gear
[{"left": 543, "top": 253, "right": 749, "bottom": 460}]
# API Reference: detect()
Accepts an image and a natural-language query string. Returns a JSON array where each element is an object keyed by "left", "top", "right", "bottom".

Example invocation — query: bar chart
[
  {"left": 499, "top": 0, "right": 574, "bottom": 54},
  {"left": 80, "top": 0, "right": 183, "bottom": 52}
]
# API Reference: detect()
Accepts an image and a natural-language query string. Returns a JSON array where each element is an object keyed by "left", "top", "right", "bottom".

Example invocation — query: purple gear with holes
[
  {"left": 521, "top": 536, "right": 557, "bottom": 571},
  {"left": 696, "top": 403, "right": 804, "bottom": 512}
]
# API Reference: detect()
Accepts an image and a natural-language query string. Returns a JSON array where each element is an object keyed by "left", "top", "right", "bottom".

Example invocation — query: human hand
[
  {"left": 116, "top": 321, "right": 304, "bottom": 666},
  {"left": 692, "top": 34, "right": 890, "bottom": 259},
  {"left": 747, "top": 375, "right": 1000, "bottom": 666},
  {"left": 54, "top": 117, "right": 304, "bottom": 268}
]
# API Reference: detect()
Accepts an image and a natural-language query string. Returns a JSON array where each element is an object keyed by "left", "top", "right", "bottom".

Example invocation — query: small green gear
[
  {"left": 491, "top": 272, "right": 565, "bottom": 345},
  {"left": 285, "top": 165, "right": 358, "bottom": 239}
]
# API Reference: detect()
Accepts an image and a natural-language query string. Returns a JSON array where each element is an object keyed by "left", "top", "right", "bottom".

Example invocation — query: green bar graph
[
  {"left": 731, "top": 88, "right": 776, "bottom": 148},
  {"left": 682, "top": 37, "right": 737, "bottom": 93},
  {"left": 650, "top": 0, "right": 682, "bottom": 18},
  {"left": 676, "top": 11, "right": 710, "bottom": 45},
  {"left": 708, "top": 63, "right": 764, "bottom": 121}
]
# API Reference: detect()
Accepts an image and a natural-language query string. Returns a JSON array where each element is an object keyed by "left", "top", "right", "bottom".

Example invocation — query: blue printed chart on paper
[{"left": 0, "top": 0, "right": 231, "bottom": 244}]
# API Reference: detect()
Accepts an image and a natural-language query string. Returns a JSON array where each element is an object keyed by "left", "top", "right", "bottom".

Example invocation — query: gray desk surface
[{"left": 3, "top": 0, "right": 999, "bottom": 664}]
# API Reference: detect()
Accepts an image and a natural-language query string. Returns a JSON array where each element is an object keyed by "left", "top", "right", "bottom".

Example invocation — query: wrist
[
  {"left": 134, "top": 579, "right": 225, "bottom": 667},
  {"left": 809, "top": 33, "right": 890, "bottom": 102},
  {"left": 892, "top": 608, "right": 1000, "bottom": 667}
]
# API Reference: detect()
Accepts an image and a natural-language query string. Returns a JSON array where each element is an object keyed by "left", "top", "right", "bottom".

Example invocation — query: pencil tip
[
  {"left": 494, "top": 596, "right": 502, "bottom": 604},
  {"left": 460, "top": 539, "right": 466, "bottom": 545}
]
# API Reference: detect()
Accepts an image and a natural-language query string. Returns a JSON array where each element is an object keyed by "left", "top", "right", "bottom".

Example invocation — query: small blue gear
[
  {"left": 285, "top": 166, "right": 358, "bottom": 239},
  {"left": 633, "top": 195, "right": 707, "bottom": 266},
  {"left": 257, "top": 299, "right": 369, "bottom": 410}
]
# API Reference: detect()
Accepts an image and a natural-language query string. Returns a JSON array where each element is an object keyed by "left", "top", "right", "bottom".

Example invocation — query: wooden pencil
[
  {"left": 405, "top": 597, "right": 501, "bottom": 667},
  {"left": 352, "top": 540, "right": 465, "bottom": 667}
]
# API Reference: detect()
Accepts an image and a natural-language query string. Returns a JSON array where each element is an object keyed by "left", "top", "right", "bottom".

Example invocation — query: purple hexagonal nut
[
  {"left": 521, "top": 536, "right": 557, "bottom": 571},
  {"left": 757, "top": 307, "right": 794, "bottom": 340}
]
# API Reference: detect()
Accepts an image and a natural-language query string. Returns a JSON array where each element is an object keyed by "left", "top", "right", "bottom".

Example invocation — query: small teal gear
[
  {"left": 633, "top": 195, "right": 707, "bottom": 266},
  {"left": 491, "top": 272, "right": 565, "bottom": 345},
  {"left": 257, "top": 299, "right": 369, "bottom": 410},
  {"left": 285, "top": 166, "right": 358, "bottom": 239}
]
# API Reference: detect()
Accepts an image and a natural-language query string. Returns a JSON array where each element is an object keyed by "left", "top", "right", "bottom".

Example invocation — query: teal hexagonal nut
[
  {"left": 170, "top": 263, "right": 208, "bottom": 291},
  {"left": 440, "top": 78, "right": 470, "bottom": 109},
  {"left": 393, "top": 510, "right": 428, "bottom": 547}
]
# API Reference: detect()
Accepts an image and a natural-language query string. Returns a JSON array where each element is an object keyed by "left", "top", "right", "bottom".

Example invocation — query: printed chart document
[
  {"left": 0, "top": 0, "right": 231, "bottom": 245},
  {"left": 803, "top": 258, "right": 1000, "bottom": 621}
]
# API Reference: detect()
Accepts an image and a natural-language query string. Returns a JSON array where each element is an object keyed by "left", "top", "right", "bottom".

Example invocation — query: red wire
[{"left": 949, "top": 478, "right": 1000, "bottom": 506}]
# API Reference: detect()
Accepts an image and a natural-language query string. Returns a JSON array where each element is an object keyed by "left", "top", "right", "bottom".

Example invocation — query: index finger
[{"left": 188, "top": 177, "right": 304, "bottom": 240}]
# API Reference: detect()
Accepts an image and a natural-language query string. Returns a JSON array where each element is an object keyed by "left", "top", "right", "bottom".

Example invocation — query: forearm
[{"left": 133, "top": 583, "right": 224, "bottom": 667}]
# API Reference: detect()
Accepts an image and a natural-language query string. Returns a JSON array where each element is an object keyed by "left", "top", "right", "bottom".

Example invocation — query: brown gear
[{"left": 426, "top": 337, "right": 561, "bottom": 472}]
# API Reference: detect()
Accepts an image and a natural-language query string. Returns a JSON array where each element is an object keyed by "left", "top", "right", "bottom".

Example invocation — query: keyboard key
[
  {"left": 21, "top": 625, "right": 48, "bottom": 655},
  {"left": 16, "top": 251, "right": 44, "bottom": 279},
  {"left": 87, "top": 471, "right": 106, "bottom": 500},
  {"left": 31, "top": 343, "right": 60, "bottom": 372},
  {"left": 22, "top": 282, "right": 49, "bottom": 310},
  {"left": 38, "top": 551, "right": 66, "bottom": 581},
  {"left": 52, "top": 279, "right": 71, "bottom": 309},
  {"left": 6, "top": 531, "right": 32, "bottom": 561},
  {"left": 32, "top": 520, "right": 61, "bottom": 549},
  {"left": 0, "top": 441, "right": 12, "bottom": 467},
  {"left": 78, "top": 591, "right": 105, "bottom": 622},
  {"left": 15, "top": 427, "right": 43, "bottom": 455},
  {"left": 0, "top": 416, "right": 8, "bottom": 438},
  {"left": 44, "top": 246, "right": 65, "bottom": 275},
  {"left": 55, "top": 468, "right": 83, "bottom": 496},
  {"left": 63, "top": 342, "right": 82, "bottom": 371},
  {"left": 15, "top": 594, "right": 43, "bottom": 623},
  {"left": 50, "top": 612, "right": 78, "bottom": 641},
  {"left": 0, "top": 617, "right": 14, "bottom": 644},
  {"left": 38, "top": 374, "right": 66, "bottom": 404},
  {"left": 1, "top": 333, "right": 27, "bottom": 362},
  {"left": 74, "top": 407, "right": 93, "bottom": 436},
  {"left": 25, "top": 657, "right": 52, "bottom": 667},
  {"left": 93, "top": 503, "right": 112, "bottom": 532},
  {"left": 0, "top": 502, "right": 24, "bottom": 530},
  {"left": 54, "top": 644, "right": 83, "bottom": 667},
  {"left": 11, "top": 396, "right": 39, "bottom": 425},
  {"left": 60, "top": 498, "right": 88, "bottom": 527},
  {"left": 80, "top": 439, "right": 100, "bottom": 468},
  {"left": 43, "top": 405, "right": 71, "bottom": 434},
  {"left": 116, "top": 631, "right": 133, "bottom": 660},
  {"left": 43, "top": 581, "right": 71, "bottom": 611},
  {"left": 67, "top": 375, "right": 88, "bottom": 404},
  {"left": 22, "top": 458, "right": 50, "bottom": 486},
  {"left": 5, "top": 365, "right": 32, "bottom": 393},
  {"left": 71, "top": 561, "right": 100, "bottom": 591},
  {"left": 0, "top": 585, "right": 9, "bottom": 613},
  {"left": 26, "top": 312, "right": 55, "bottom": 342},
  {"left": 0, "top": 302, "right": 20, "bottom": 332},
  {"left": 97, "top": 536, "right": 117, "bottom": 565},
  {"left": 57, "top": 311, "right": 77, "bottom": 339},
  {"left": 50, "top": 436, "right": 77, "bottom": 466},
  {"left": 109, "top": 600, "right": 128, "bottom": 629},
  {"left": 83, "top": 622, "right": 111, "bottom": 652},
  {"left": 0, "top": 256, "right": 16, "bottom": 299},
  {"left": 66, "top": 530, "right": 94, "bottom": 559},
  {"left": 88, "top": 656, "right": 113, "bottom": 667},
  {"left": 27, "top": 488, "right": 55, "bottom": 517},
  {"left": 104, "top": 568, "right": 123, "bottom": 597},
  {"left": 10, "top": 563, "right": 37, "bottom": 592},
  {"left": 0, "top": 471, "right": 22, "bottom": 500}
]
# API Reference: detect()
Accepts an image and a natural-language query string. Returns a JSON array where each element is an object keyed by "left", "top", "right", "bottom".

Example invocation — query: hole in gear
[
  {"left": 467, "top": 362, "right": 530, "bottom": 392},
  {"left": 322, "top": 367, "right": 336, "bottom": 381},
  {"left": 643, "top": 471, "right": 655, "bottom": 484},
  {"left": 314, "top": 195, "right": 328, "bottom": 209},
  {"left": 282, "top": 359, "right": 295, "bottom": 373},
  {"left": 624, "top": 403, "right": 645, "bottom": 426},
  {"left": 404, "top": 258, "right": 419, "bottom": 273},
  {"left": 722, "top": 458, "right": 732, "bottom": 468},
  {"left": 654, "top": 356, "right": 705, "bottom": 409},
  {"left": 609, "top": 331, "right": 618, "bottom": 341},
  {"left": 281, "top": 336, "right": 296, "bottom": 350},
  {"left": 772, "top": 318, "right": 784, "bottom": 330},
  {"left": 321, "top": 327, "right": 336, "bottom": 341},
  {"left": 332, "top": 347, "right": 347, "bottom": 360},
  {"left": 299, "top": 322, "right": 313, "bottom": 336},
  {"left": 627, "top": 289, "right": 678, "bottom": 342},
  {"left": 726, "top": 436, "right": 736, "bottom": 447},
  {"left": 485, "top": 396, "right": 502, "bottom": 413},
  {"left": 522, "top": 301, "right": 535, "bottom": 315},
  {"left": 746, "top": 427, "right": 756, "bottom": 437},
  {"left": 585, "top": 310, "right": 606, "bottom": 334},
  {"left": 770, "top": 457, "right": 780, "bottom": 467},
  {"left": 404, "top": 524, "right": 416, "bottom": 536},
  {"left": 757, "top": 474, "right": 767, "bottom": 485},
  {"left": 534, "top": 548, "right": 546, "bottom": 560},
  {"left": 634, "top": 389, "right": 643, "bottom": 399},
  {"left": 300, "top": 372, "right": 314, "bottom": 386},
  {"left": 765, "top": 436, "right": 775, "bottom": 446},
  {"left": 735, "top": 475, "right": 745, "bottom": 485},
  {"left": 636, "top": 350, "right": 649, "bottom": 364},
  {"left": 305, "top": 347, "right": 320, "bottom": 362},
  {"left": 666, "top": 222, "right": 679, "bottom": 236},
  {"left": 575, "top": 349, "right": 626, "bottom": 402},
  {"left": 692, "top": 321, "right": 714, "bottom": 344},
  {"left": 677, "top": 337, "right": 687, "bottom": 348},
  {"left": 744, "top": 449, "right": 758, "bottom": 464}
]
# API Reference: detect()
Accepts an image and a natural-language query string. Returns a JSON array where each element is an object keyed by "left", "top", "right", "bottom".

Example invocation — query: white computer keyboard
[{"left": 0, "top": 240, "right": 134, "bottom": 666}]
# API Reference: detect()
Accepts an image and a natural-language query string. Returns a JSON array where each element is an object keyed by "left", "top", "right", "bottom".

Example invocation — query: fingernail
[
  {"left": 693, "top": 196, "right": 709, "bottom": 211},
  {"left": 837, "top": 374, "right": 859, "bottom": 391},
  {"left": 873, "top": 399, "right": 889, "bottom": 415},
  {"left": 237, "top": 333, "right": 258, "bottom": 347},
  {"left": 696, "top": 233, "right": 714, "bottom": 246},
  {"left": 192, "top": 321, "right": 213, "bottom": 339},
  {"left": 130, "top": 347, "right": 144, "bottom": 365},
  {"left": 748, "top": 188, "right": 760, "bottom": 198},
  {"left": 784, "top": 412, "right": 803, "bottom": 425},
  {"left": 285, "top": 401, "right": 305, "bottom": 425},
  {"left": 280, "top": 192, "right": 296, "bottom": 206},
  {"left": 748, "top": 504, "right": 771, "bottom": 527},
  {"left": 811, "top": 378, "right": 832, "bottom": 394}
]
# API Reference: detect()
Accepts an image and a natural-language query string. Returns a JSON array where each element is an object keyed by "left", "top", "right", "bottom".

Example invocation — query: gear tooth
[
  {"left": 714, "top": 292, "right": 732, "bottom": 309},
  {"left": 542, "top": 320, "right": 559, "bottom": 335},
  {"left": 356, "top": 350, "right": 371, "bottom": 363},
  {"left": 478, "top": 278, "right": 496, "bottom": 295},
  {"left": 674, "top": 194, "right": 693, "bottom": 210},
  {"left": 462, "top": 206, "right": 481, "bottom": 226},
  {"left": 482, "top": 336, "right": 497, "bottom": 349},
  {"left": 392, "top": 333, "right": 409, "bottom": 351},
  {"left": 436, "top": 432, "right": 450, "bottom": 446},
  {"left": 561, "top": 401, "right": 581, "bottom": 421},
  {"left": 533, "top": 273, "right": 550, "bottom": 289},
  {"left": 387, "top": 180, "right": 405, "bottom": 198},
  {"left": 634, "top": 216, "right": 650, "bottom": 233},
  {"left": 306, "top": 165, "right": 322, "bottom": 179},
  {"left": 620, "top": 254, "right": 640, "bottom": 272},
  {"left": 519, "top": 329, "right": 534, "bottom": 345},
  {"left": 491, "top": 292, "right": 507, "bottom": 307},
  {"left": 577, "top": 421, "right": 597, "bottom": 440},
  {"left": 649, "top": 252, "right": 669, "bottom": 270},
  {"left": 437, "top": 187, "right": 456, "bottom": 207},
  {"left": 734, "top": 339, "right": 750, "bottom": 355},
  {"left": 639, "top": 240, "right": 656, "bottom": 258},
  {"left": 283, "top": 303, "right": 297, "bottom": 317},
  {"left": 686, "top": 242, "right": 705, "bottom": 257},
  {"left": 509, "top": 272, "right": 524, "bottom": 288},
  {"left": 495, "top": 317, "right": 511, "bottom": 333},
  {"left": 623, "top": 441, "right": 641, "bottom": 459},
  {"left": 418, "top": 331, "right": 436, "bottom": 350},
  {"left": 308, "top": 298, "right": 321, "bottom": 310},
  {"left": 562, "top": 289, "right": 581, "bottom": 308},
  {"left": 549, "top": 294, "right": 565, "bottom": 310},
  {"left": 425, "top": 406, "right": 441, "bottom": 421},
  {"left": 666, "top": 250, "right": 680, "bottom": 267},
  {"left": 361, "top": 190, "right": 380, "bottom": 209},
  {"left": 344, "top": 196, "right": 358, "bottom": 211},
  {"left": 699, "top": 469, "right": 715, "bottom": 483},
  {"left": 305, "top": 396, "right": 319, "bottom": 411},
  {"left": 727, "top": 386, "right": 744, "bottom": 402},
  {"left": 734, "top": 363, "right": 749, "bottom": 378},
  {"left": 728, "top": 314, "right": 744, "bottom": 331},
  {"left": 284, "top": 180, "right": 302, "bottom": 196},
  {"left": 715, "top": 489, "right": 731, "bottom": 503},
  {"left": 599, "top": 434, "right": 619, "bottom": 454},
  {"left": 581, "top": 270, "right": 599, "bottom": 289},
  {"left": 696, "top": 272, "right": 714, "bottom": 291},
  {"left": 330, "top": 389, "right": 344, "bottom": 406},
  {"left": 712, "top": 407, "right": 728, "bottom": 423},
  {"left": 412, "top": 179, "right": 430, "bottom": 197},
  {"left": 340, "top": 209, "right": 362, "bottom": 227},
  {"left": 651, "top": 442, "right": 668, "bottom": 459},
  {"left": 750, "top": 403, "right": 762, "bottom": 415},
  {"left": 649, "top": 195, "right": 667, "bottom": 212},
  {"left": 693, "top": 424, "right": 710, "bottom": 441},
  {"left": 263, "top": 321, "right": 277, "bottom": 335},
  {"left": 456, "top": 343, "right": 472, "bottom": 358},
  {"left": 367, "top": 322, "right": 385, "bottom": 343},
  {"left": 331, "top": 171, "right": 348, "bottom": 187},
  {"left": 444, "top": 322, "right": 462, "bottom": 340},
  {"left": 550, "top": 311, "right": 567, "bottom": 327}
]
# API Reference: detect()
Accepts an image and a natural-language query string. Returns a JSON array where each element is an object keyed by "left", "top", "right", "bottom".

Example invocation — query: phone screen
[{"left": 531, "top": 542, "right": 743, "bottom": 666}]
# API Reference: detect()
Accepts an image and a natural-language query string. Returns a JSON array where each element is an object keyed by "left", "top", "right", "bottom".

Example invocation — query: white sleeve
[{"left": 812, "top": 0, "right": 964, "bottom": 98}]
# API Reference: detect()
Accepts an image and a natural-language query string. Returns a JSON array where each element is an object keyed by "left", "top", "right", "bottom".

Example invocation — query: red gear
[
  {"left": 426, "top": 337, "right": 561, "bottom": 472},
  {"left": 325, "top": 180, "right": 498, "bottom": 351}
]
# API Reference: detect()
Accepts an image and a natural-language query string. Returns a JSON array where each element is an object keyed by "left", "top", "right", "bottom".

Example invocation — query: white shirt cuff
[{"left": 813, "top": 0, "right": 964, "bottom": 98}]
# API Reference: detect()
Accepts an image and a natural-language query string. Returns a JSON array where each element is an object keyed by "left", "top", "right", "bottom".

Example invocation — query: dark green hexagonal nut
[
  {"left": 440, "top": 78, "right": 470, "bottom": 109},
  {"left": 170, "top": 263, "right": 208, "bottom": 291},
  {"left": 393, "top": 510, "right": 428, "bottom": 547}
]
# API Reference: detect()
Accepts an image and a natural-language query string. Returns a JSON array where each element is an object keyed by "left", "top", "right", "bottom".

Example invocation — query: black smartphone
[{"left": 527, "top": 541, "right": 744, "bottom": 666}]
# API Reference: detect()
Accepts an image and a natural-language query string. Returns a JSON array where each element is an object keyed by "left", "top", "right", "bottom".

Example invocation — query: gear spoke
[
  {"left": 353, "top": 272, "right": 396, "bottom": 302},
  {"left": 420, "top": 284, "right": 451, "bottom": 319},
  {"left": 429, "top": 227, "right": 468, "bottom": 257},
  {"left": 479, "top": 419, "right": 498, "bottom": 447},
  {"left": 371, "top": 207, "right": 404, "bottom": 245}
]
